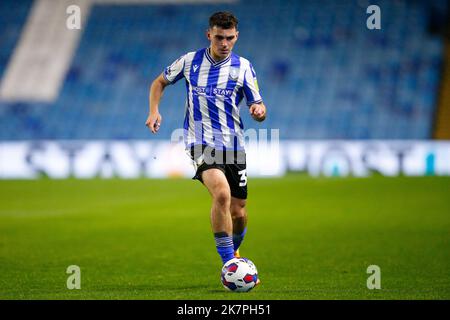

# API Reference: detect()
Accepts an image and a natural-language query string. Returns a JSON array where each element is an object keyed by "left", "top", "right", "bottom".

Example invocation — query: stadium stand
[
  {"left": 434, "top": 39, "right": 450, "bottom": 139},
  {"left": 0, "top": 0, "right": 448, "bottom": 140},
  {"left": 0, "top": 1, "right": 33, "bottom": 78}
]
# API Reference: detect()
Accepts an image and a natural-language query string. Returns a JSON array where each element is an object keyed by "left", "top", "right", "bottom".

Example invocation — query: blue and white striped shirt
[{"left": 163, "top": 48, "right": 263, "bottom": 151}]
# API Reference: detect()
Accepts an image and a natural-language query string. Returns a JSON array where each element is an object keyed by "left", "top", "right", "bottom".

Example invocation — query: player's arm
[
  {"left": 243, "top": 62, "right": 266, "bottom": 122},
  {"left": 146, "top": 73, "right": 169, "bottom": 133},
  {"left": 249, "top": 102, "right": 266, "bottom": 122},
  {"left": 146, "top": 54, "right": 186, "bottom": 133}
]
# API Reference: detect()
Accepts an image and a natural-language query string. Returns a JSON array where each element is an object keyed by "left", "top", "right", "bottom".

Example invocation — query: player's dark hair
[{"left": 209, "top": 12, "right": 238, "bottom": 30}]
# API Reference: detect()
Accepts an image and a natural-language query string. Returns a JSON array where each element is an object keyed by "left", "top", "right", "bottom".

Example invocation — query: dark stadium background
[{"left": 0, "top": 0, "right": 449, "bottom": 300}]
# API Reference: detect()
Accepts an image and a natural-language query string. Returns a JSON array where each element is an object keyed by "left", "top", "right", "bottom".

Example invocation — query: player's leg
[
  {"left": 223, "top": 149, "right": 248, "bottom": 257},
  {"left": 230, "top": 197, "right": 247, "bottom": 257},
  {"left": 201, "top": 168, "right": 235, "bottom": 264},
  {"left": 227, "top": 170, "right": 260, "bottom": 285}
]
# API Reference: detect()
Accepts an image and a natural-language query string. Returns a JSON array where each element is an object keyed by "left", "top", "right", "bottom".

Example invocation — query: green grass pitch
[{"left": 0, "top": 176, "right": 449, "bottom": 299}]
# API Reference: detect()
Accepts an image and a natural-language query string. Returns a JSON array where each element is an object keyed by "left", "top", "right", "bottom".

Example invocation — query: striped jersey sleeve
[
  {"left": 242, "top": 62, "right": 263, "bottom": 106},
  {"left": 163, "top": 54, "right": 186, "bottom": 84}
]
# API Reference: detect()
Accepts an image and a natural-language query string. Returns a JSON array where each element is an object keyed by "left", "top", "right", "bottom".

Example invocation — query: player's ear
[
  {"left": 235, "top": 30, "right": 239, "bottom": 40},
  {"left": 206, "top": 29, "right": 211, "bottom": 41}
]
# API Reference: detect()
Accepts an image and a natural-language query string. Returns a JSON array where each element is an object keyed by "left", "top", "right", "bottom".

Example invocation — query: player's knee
[
  {"left": 214, "top": 189, "right": 231, "bottom": 209},
  {"left": 231, "top": 200, "right": 246, "bottom": 218}
]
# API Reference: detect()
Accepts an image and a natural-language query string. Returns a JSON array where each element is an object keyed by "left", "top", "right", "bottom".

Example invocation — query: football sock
[
  {"left": 214, "top": 232, "right": 235, "bottom": 264},
  {"left": 233, "top": 227, "right": 247, "bottom": 252}
]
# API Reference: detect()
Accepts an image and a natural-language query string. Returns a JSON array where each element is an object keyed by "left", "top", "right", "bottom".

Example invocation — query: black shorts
[{"left": 188, "top": 145, "right": 248, "bottom": 199}]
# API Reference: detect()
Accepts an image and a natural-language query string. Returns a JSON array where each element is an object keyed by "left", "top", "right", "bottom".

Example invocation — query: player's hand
[
  {"left": 249, "top": 103, "right": 266, "bottom": 122},
  {"left": 145, "top": 112, "right": 162, "bottom": 133}
]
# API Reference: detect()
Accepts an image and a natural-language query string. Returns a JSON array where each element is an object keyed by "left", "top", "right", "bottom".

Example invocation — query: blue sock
[
  {"left": 233, "top": 227, "right": 247, "bottom": 251},
  {"left": 214, "top": 233, "right": 235, "bottom": 264}
]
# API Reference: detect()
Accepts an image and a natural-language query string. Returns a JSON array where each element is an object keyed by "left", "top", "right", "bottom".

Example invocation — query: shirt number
[{"left": 238, "top": 169, "right": 247, "bottom": 187}]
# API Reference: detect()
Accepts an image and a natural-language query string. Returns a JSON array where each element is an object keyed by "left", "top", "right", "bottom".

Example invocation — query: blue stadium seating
[
  {"left": 0, "top": 0, "right": 447, "bottom": 140},
  {"left": 0, "top": 0, "right": 33, "bottom": 78}
]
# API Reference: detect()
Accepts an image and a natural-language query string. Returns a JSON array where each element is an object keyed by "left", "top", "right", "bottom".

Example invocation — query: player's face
[{"left": 207, "top": 26, "right": 239, "bottom": 60}]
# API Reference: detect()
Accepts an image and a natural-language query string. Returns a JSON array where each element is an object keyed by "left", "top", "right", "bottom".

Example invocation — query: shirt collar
[{"left": 205, "top": 48, "right": 231, "bottom": 68}]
